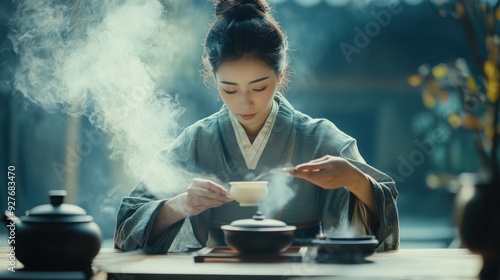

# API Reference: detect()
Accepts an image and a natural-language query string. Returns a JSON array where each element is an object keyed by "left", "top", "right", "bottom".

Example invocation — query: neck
[
  {"left": 247, "top": 134, "right": 257, "bottom": 144},
  {"left": 242, "top": 106, "right": 273, "bottom": 143},
  {"left": 243, "top": 125, "right": 261, "bottom": 144}
]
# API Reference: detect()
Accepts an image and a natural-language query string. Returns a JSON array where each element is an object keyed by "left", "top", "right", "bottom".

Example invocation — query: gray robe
[{"left": 114, "top": 95, "right": 399, "bottom": 254}]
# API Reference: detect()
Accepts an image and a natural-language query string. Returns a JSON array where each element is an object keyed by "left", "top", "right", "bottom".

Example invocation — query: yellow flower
[
  {"left": 486, "top": 14, "right": 496, "bottom": 32},
  {"left": 484, "top": 59, "right": 497, "bottom": 80},
  {"left": 486, "top": 80, "right": 500, "bottom": 103},
  {"left": 483, "top": 109, "right": 495, "bottom": 139},
  {"left": 462, "top": 114, "right": 482, "bottom": 130},
  {"left": 486, "top": 36, "right": 497, "bottom": 57},
  {"left": 432, "top": 64, "right": 448, "bottom": 79},
  {"left": 422, "top": 90, "right": 437, "bottom": 109},
  {"left": 408, "top": 75, "right": 423, "bottom": 87},
  {"left": 456, "top": 2, "right": 465, "bottom": 18},
  {"left": 467, "top": 76, "right": 477, "bottom": 94},
  {"left": 447, "top": 114, "right": 462, "bottom": 128},
  {"left": 485, "top": 124, "right": 495, "bottom": 140}
]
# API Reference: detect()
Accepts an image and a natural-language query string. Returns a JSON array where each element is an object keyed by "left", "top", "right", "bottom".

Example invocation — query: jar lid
[
  {"left": 24, "top": 190, "right": 92, "bottom": 222},
  {"left": 229, "top": 211, "right": 287, "bottom": 228}
]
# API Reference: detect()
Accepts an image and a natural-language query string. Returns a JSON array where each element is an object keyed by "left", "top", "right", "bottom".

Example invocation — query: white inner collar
[{"left": 229, "top": 100, "right": 279, "bottom": 170}]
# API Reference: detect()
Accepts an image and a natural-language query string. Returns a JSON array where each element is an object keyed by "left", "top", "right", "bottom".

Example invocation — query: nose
[{"left": 239, "top": 90, "right": 253, "bottom": 109}]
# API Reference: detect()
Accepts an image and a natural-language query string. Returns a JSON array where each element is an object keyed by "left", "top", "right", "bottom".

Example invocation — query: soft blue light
[
  {"left": 269, "top": 0, "right": 289, "bottom": 5},
  {"left": 404, "top": 0, "right": 424, "bottom": 5},
  {"left": 479, "top": 0, "right": 499, "bottom": 6},
  {"left": 294, "top": 0, "right": 323, "bottom": 7},
  {"left": 325, "top": 0, "right": 351, "bottom": 7}
]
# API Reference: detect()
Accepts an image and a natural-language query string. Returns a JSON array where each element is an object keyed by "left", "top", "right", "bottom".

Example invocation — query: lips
[{"left": 240, "top": 113, "right": 256, "bottom": 120}]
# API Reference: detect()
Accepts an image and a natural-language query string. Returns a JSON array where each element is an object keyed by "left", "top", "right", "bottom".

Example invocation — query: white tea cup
[{"left": 229, "top": 181, "right": 269, "bottom": 207}]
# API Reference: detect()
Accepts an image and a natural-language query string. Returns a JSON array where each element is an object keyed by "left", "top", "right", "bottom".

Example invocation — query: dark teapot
[{"left": 1, "top": 190, "right": 102, "bottom": 271}]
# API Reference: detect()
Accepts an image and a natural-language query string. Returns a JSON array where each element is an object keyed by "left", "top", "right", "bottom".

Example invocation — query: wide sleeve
[
  {"left": 113, "top": 181, "right": 185, "bottom": 254},
  {"left": 113, "top": 127, "right": 210, "bottom": 254},
  {"left": 339, "top": 139, "right": 400, "bottom": 251}
]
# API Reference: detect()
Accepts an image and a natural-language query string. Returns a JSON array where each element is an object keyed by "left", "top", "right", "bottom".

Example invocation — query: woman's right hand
[
  {"left": 152, "top": 178, "right": 233, "bottom": 239},
  {"left": 184, "top": 178, "right": 233, "bottom": 215}
]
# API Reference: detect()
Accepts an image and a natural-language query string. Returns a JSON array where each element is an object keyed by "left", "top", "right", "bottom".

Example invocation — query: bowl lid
[
  {"left": 24, "top": 190, "right": 92, "bottom": 222},
  {"left": 230, "top": 211, "right": 287, "bottom": 228}
]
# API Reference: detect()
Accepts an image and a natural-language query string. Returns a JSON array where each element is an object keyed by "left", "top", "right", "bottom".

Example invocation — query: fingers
[
  {"left": 184, "top": 178, "right": 234, "bottom": 215},
  {"left": 290, "top": 168, "right": 321, "bottom": 180},
  {"left": 293, "top": 163, "right": 322, "bottom": 173},
  {"left": 294, "top": 155, "right": 345, "bottom": 172},
  {"left": 191, "top": 178, "right": 230, "bottom": 196},
  {"left": 188, "top": 178, "right": 233, "bottom": 203},
  {"left": 294, "top": 156, "right": 331, "bottom": 171},
  {"left": 290, "top": 158, "right": 324, "bottom": 179},
  {"left": 188, "top": 186, "right": 232, "bottom": 203},
  {"left": 290, "top": 156, "right": 359, "bottom": 190},
  {"left": 290, "top": 156, "right": 335, "bottom": 186},
  {"left": 188, "top": 195, "right": 227, "bottom": 210}
]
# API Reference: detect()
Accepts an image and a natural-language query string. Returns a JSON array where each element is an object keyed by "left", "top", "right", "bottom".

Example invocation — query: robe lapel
[
  {"left": 256, "top": 95, "right": 295, "bottom": 171},
  {"left": 216, "top": 94, "right": 295, "bottom": 180},
  {"left": 217, "top": 107, "right": 249, "bottom": 181}
]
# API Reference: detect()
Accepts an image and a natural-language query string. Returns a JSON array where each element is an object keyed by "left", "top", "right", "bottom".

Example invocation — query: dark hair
[{"left": 202, "top": 0, "right": 289, "bottom": 89}]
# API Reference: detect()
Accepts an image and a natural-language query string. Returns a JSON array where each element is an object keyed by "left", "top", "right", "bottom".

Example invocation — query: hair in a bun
[
  {"left": 202, "top": 0, "right": 289, "bottom": 90},
  {"left": 215, "top": 0, "right": 270, "bottom": 20}
]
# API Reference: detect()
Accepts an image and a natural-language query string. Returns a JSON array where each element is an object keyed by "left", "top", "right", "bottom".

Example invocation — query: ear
[
  {"left": 277, "top": 72, "right": 284, "bottom": 81},
  {"left": 276, "top": 72, "right": 285, "bottom": 87},
  {"left": 276, "top": 72, "right": 286, "bottom": 89}
]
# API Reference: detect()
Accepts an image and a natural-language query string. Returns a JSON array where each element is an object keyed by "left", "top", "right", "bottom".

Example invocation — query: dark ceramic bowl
[
  {"left": 312, "top": 234, "right": 379, "bottom": 263},
  {"left": 222, "top": 229, "right": 295, "bottom": 255},
  {"left": 221, "top": 212, "right": 296, "bottom": 255}
]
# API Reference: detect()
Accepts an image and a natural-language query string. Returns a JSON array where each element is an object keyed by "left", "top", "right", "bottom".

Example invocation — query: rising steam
[
  {"left": 7, "top": 0, "right": 302, "bottom": 249},
  {"left": 9, "top": 0, "right": 192, "bottom": 181},
  {"left": 258, "top": 173, "right": 295, "bottom": 218}
]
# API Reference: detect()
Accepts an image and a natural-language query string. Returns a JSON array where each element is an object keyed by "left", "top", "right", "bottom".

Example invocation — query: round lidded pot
[
  {"left": 221, "top": 211, "right": 296, "bottom": 255},
  {"left": 1, "top": 190, "right": 102, "bottom": 271}
]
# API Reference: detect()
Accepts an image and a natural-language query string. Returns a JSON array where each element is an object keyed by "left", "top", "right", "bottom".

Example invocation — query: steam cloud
[
  {"left": 258, "top": 173, "right": 295, "bottom": 218},
  {"left": 7, "top": 0, "right": 301, "bottom": 249},
  {"left": 8, "top": 0, "right": 193, "bottom": 182}
]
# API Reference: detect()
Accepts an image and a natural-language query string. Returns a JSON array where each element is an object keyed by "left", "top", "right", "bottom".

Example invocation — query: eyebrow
[{"left": 219, "top": 76, "right": 269, "bottom": 85}]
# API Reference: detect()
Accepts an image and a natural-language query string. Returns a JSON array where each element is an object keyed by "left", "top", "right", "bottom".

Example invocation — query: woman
[{"left": 114, "top": 0, "right": 399, "bottom": 254}]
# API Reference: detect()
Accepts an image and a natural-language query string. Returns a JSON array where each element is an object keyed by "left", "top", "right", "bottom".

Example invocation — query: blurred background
[{"left": 0, "top": 0, "right": 482, "bottom": 248}]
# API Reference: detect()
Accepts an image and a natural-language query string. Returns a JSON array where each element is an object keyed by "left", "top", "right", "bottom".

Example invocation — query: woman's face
[{"left": 215, "top": 57, "right": 280, "bottom": 137}]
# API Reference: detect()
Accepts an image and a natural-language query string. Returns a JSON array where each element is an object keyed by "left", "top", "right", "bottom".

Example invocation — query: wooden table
[{"left": 0, "top": 247, "right": 483, "bottom": 279}]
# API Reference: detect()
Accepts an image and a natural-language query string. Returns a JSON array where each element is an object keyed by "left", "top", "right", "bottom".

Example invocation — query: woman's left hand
[
  {"left": 290, "top": 155, "right": 369, "bottom": 190},
  {"left": 291, "top": 155, "right": 379, "bottom": 227}
]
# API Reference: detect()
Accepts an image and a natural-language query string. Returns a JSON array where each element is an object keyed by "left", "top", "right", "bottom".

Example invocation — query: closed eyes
[{"left": 223, "top": 86, "right": 267, "bottom": 94}]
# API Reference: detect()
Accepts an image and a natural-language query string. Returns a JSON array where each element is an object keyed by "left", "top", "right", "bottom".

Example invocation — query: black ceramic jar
[{"left": 2, "top": 190, "right": 102, "bottom": 272}]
